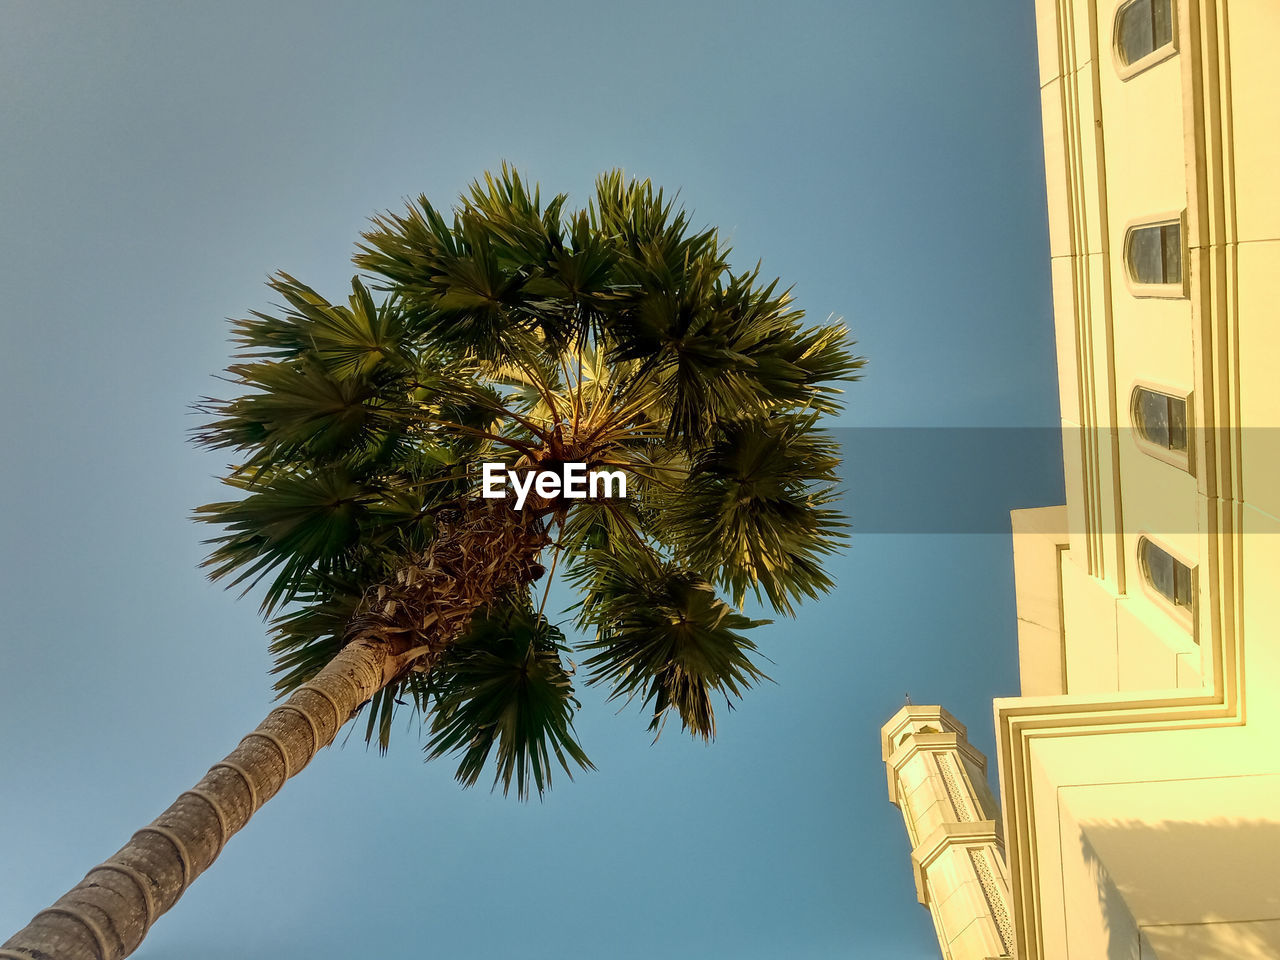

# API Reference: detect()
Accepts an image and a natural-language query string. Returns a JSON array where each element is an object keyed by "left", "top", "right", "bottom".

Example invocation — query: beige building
[{"left": 887, "top": 1, "right": 1280, "bottom": 956}]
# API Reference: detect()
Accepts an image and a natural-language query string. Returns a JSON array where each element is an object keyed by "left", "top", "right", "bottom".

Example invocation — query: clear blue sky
[{"left": 0, "top": 2, "right": 1060, "bottom": 957}]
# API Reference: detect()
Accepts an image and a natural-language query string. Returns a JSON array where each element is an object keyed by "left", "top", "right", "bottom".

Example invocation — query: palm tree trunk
[{"left": 2, "top": 635, "right": 405, "bottom": 960}]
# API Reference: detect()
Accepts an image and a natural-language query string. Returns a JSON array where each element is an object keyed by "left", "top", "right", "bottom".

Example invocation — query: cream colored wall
[
  {"left": 1103, "top": 3, "right": 1201, "bottom": 689},
  {"left": 1227, "top": 5, "right": 1280, "bottom": 246},
  {"left": 1008, "top": 721, "right": 1280, "bottom": 959},
  {"left": 1225, "top": 0, "right": 1280, "bottom": 750},
  {"left": 1032, "top": 0, "right": 1212, "bottom": 700},
  {"left": 1010, "top": 507, "right": 1068, "bottom": 696},
  {"left": 1232, "top": 1, "right": 1280, "bottom": 532},
  {"left": 996, "top": 0, "right": 1280, "bottom": 958}
]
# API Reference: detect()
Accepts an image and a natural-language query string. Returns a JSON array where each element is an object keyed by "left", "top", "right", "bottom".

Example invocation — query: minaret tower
[{"left": 881, "top": 705, "right": 1014, "bottom": 959}]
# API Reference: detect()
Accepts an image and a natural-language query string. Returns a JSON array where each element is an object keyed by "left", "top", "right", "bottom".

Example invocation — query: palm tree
[{"left": 2, "top": 167, "right": 862, "bottom": 960}]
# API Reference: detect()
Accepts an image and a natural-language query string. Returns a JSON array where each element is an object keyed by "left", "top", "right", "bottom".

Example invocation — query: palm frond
[
  {"left": 229, "top": 273, "right": 411, "bottom": 374},
  {"left": 575, "top": 549, "right": 770, "bottom": 740},
  {"left": 658, "top": 414, "right": 848, "bottom": 614},
  {"left": 425, "top": 603, "right": 592, "bottom": 799},
  {"left": 195, "top": 467, "right": 381, "bottom": 614}
]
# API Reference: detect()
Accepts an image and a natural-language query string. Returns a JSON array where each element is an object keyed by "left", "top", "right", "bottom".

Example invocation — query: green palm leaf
[
  {"left": 425, "top": 603, "right": 592, "bottom": 799},
  {"left": 657, "top": 413, "right": 847, "bottom": 614},
  {"left": 575, "top": 549, "right": 771, "bottom": 740},
  {"left": 196, "top": 466, "right": 381, "bottom": 613}
]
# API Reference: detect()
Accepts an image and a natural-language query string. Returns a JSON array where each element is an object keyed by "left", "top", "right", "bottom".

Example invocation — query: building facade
[{"left": 889, "top": 1, "right": 1280, "bottom": 956}]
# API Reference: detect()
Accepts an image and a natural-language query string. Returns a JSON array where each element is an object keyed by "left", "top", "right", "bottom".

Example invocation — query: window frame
[
  {"left": 1136, "top": 534, "right": 1197, "bottom": 635},
  {"left": 1112, "top": 0, "right": 1179, "bottom": 80},
  {"left": 1129, "top": 382, "right": 1195, "bottom": 474},
  {"left": 1122, "top": 211, "right": 1188, "bottom": 299}
]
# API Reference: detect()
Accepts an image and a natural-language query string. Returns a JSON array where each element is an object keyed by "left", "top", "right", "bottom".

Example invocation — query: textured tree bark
[{"left": 1, "top": 636, "right": 405, "bottom": 960}]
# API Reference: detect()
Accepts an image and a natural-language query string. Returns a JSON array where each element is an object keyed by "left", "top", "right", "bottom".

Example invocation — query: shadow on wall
[{"left": 1080, "top": 817, "right": 1280, "bottom": 960}]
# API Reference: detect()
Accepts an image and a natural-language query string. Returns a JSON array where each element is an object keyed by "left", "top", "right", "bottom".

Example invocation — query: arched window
[
  {"left": 1116, "top": 0, "right": 1175, "bottom": 69},
  {"left": 1132, "top": 386, "right": 1187, "bottom": 453},
  {"left": 1125, "top": 220, "right": 1182, "bottom": 288},
  {"left": 1138, "top": 537, "right": 1193, "bottom": 610}
]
